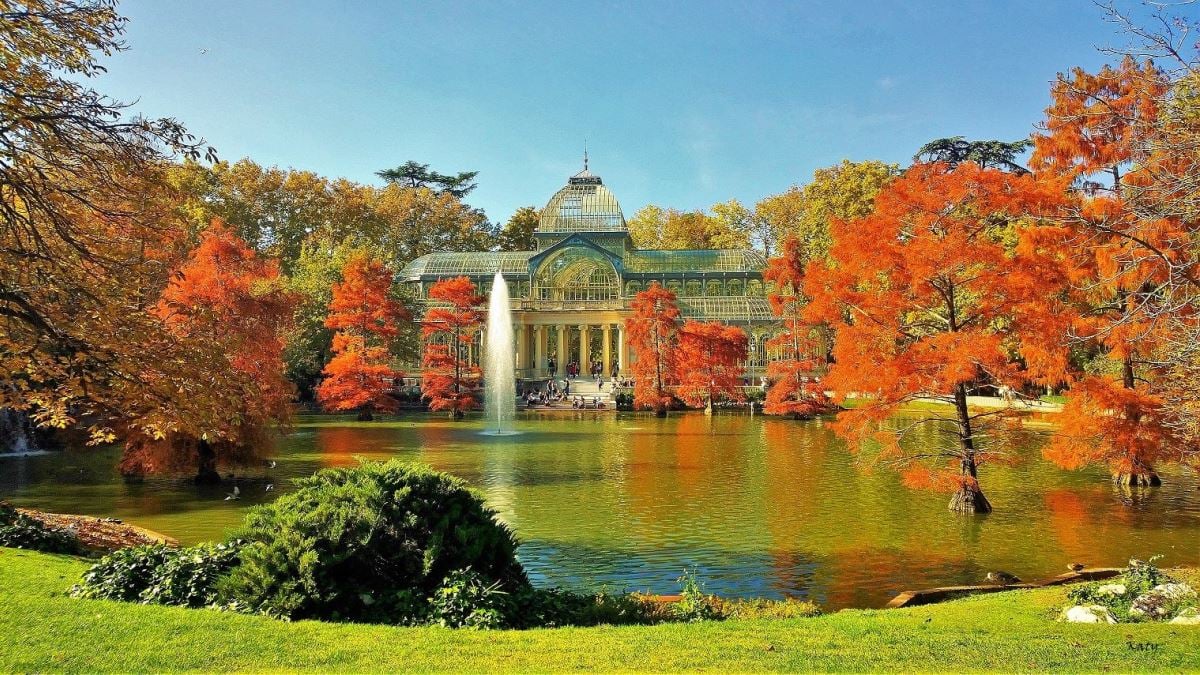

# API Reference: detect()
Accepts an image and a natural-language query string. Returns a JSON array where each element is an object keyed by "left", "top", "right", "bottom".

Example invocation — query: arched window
[
  {"left": 625, "top": 280, "right": 643, "bottom": 296},
  {"left": 685, "top": 279, "right": 702, "bottom": 296},
  {"left": 705, "top": 279, "right": 723, "bottom": 296},
  {"left": 665, "top": 279, "right": 683, "bottom": 295},
  {"left": 747, "top": 279, "right": 763, "bottom": 296},
  {"left": 533, "top": 246, "right": 620, "bottom": 302},
  {"left": 727, "top": 278, "right": 744, "bottom": 296}
]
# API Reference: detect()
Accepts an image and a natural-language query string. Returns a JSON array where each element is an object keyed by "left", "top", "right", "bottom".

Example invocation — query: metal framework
[
  {"left": 537, "top": 169, "right": 627, "bottom": 233},
  {"left": 533, "top": 247, "right": 620, "bottom": 301},
  {"left": 397, "top": 163, "right": 778, "bottom": 328}
]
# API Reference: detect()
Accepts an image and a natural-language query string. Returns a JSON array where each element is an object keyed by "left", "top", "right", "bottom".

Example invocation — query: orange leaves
[
  {"left": 625, "top": 282, "right": 681, "bottom": 414},
  {"left": 675, "top": 320, "right": 748, "bottom": 408},
  {"left": 763, "top": 235, "right": 832, "bottom": 418},
  {"left": 800, "top": 162, "right": 1067, "bottom": 503},
  {"left": 1032, "top": 56, "right": 1167, "bottom": 180},
  {"left": 1044, "top": 375, "right": 1181, "bottom": 480},
  {"left": 421, "top": 276, "right": 483, "bottom": 416},
  {"left": 324, "top": 252, "right": 408, "bottom": 338},
  {"left": 315, "top": 253, "right": 405, "bottom": 416}
]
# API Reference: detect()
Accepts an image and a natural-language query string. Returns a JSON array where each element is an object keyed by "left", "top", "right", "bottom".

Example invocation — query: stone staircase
[{"left": 521, "top": 376, "right": 617, "bottom": 408}]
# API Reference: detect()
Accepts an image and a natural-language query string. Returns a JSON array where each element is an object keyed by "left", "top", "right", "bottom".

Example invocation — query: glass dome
[{"left": 538, "top": 168, "right": 627, "bottom": 233}]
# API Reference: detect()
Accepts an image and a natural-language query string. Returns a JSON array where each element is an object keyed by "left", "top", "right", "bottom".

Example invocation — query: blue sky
[{"left": 94, "top": 0, "right": 1176, "bottom": 224}]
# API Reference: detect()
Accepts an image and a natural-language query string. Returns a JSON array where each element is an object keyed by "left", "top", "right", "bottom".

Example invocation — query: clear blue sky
[{"left": 94, "top": 0, "right": 1176, "bottom": 224}]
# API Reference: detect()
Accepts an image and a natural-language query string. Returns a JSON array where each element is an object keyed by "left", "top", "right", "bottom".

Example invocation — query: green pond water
[{"left": 3, "top": 411, "right": 1199, "bottom": 609}]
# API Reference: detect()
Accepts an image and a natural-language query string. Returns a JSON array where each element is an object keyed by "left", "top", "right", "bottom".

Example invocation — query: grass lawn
[{"left": 4, "top": 549, "right": 1199, "bottom": 672}]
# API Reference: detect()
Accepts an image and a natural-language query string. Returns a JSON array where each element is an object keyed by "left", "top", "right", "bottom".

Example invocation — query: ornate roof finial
[{"left": 583, "top": 140, "right": 588, "bottom": 172}]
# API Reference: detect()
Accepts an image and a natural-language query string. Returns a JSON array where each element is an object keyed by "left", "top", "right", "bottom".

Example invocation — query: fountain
[{"left": 483, "top": 270, "right": 517, "bottom": 435}]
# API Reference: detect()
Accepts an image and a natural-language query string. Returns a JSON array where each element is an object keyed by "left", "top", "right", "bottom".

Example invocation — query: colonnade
[{"left": 512, "top": 322, "right": 631, "bottom": 379}]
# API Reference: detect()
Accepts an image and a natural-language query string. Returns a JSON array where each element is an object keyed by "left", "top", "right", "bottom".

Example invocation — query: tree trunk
[
  {"left": 194, "top": 439, "right": 221, "bottom": 484},
  {"left": 949, "top": 482, "right": 992, "bottom": 513},
  {"left": 357, "top": 409, "right": 374, "bottom": 422},
  {"left": 451, "top": 409, "right": 464, "bottom": 420},
  {"left": 1113, "top": 469, "right": 1162, "bottom": 487},
  {"left": 950, "top": 383, "right": 991, "bottom": 513}
]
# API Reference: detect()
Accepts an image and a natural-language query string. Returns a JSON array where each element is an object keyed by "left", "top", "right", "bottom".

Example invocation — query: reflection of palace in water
[{"left": 400, "top": 158, "right": 775, "bottom": 379}]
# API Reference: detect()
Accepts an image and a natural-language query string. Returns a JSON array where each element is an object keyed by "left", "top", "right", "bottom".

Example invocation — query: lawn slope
[{"left": 2, "top": 548, "right": 1198, "bottom": 672}]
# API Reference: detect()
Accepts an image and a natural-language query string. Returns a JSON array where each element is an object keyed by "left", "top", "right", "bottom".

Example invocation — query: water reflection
[{"left": 2, "top": 411, "right": 1198, "bottom": 609}]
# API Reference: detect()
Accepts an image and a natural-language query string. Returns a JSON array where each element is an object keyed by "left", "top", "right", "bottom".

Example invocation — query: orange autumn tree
[
  {"left": 804, "top": 162, "right": 1069, "bottom": 513},
  {"left": 763, "top": 235, "right": 833, "bottom": 419},
  {"left": 316, "top": 252, "right": 408, "bottom": 420},
  {"left": 1031, "top": 56, "right": 1195, "bottom": 486},
  {"left": 422, "top": 276, "right": 484, "bottom": 419},
  {"left": 121, "top": 221, "right": 297, "bottom": 482},
  {"left": 625, "top": 282, "right": 681, "bottom": 416},
  {"left": 676, "top": 321, "right": 749, "bottom": 413}
]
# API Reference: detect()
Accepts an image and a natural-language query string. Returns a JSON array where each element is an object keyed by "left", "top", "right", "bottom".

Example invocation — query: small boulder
[
  {"left": 1170, "top": 607, "right": 1200, "bottom": 625},
  {"left": 1061, "top": 605, "right": 1117, "bottom": 624},
  {"left": 1130, "top": 583, "right": 1196, "bottom": 620},
  {"left": 1095, "top": 583, "right": 1127, "bottom": 597}
]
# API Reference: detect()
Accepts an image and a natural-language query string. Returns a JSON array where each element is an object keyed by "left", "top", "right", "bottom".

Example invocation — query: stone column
[
  {"left": 556, "top": 324, "right": 567, "bottom": 377},
  {"left": 579, "top": 325, "right": 590, "bottom": 373},
  {"left": 602, "top": 324, "right": 612, "bottom": 375},
  {"left": 514, "top": 325, "right": 525, "bottom": 372},
  {"left": 534, "top": 325, "right": 546, "bottom": 378},
  {"left": 617, "top": 323, "right": 628, "bottom": 374}
]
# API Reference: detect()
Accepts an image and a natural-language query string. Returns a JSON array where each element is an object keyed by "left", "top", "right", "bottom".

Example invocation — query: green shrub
[
  {"left": 0, "top": 501, "right": 80, "bottom": 554},
  {"left": 71, "top": 541, "right": 240, "bottom": 607},
  {"left": 508, "top": 587, "right": 666, "bottom": 628},
  {"left": 428, "top": 569, "right": 511, "bottom": 629},
  {"left": 218, "top": 460, "right": 527, "bottom": 623},
  {"left": 673, "top": 569, "right": 722, "bottom": 622}
]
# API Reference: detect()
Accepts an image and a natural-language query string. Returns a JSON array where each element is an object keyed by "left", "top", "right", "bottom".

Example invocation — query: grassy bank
[{"left": 3, "top": 549, "right": 1198, "bottom": 672}]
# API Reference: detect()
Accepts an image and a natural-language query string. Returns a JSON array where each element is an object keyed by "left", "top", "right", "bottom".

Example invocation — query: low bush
[
  {"left": 710, "top": 596, "right": 822, "bottom": 620},
  {"left": 1064, "top": 556, "right": 1195, "bottom": 623},
  {"left": 0, "top": 501, "right": 80, "bottom": 555},
  {"left": 71, "top": 541, "right": 240, "bottom": 607},
  {"left": 217, "top": 460, "right": 528, "bottom": 623}
]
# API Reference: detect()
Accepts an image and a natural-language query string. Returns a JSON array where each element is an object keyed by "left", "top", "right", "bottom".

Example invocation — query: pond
[{"left": 3, "top": 411, "right": 1199, "bottom": 610}]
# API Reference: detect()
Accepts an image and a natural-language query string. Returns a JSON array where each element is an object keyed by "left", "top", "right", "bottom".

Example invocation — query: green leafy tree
[
  {"left": 914, "top": 137, "right": 1032, "bottom": 174},
  {"left": 376, "top": 160, "right": 479, "bottom": 198},
  {"left": 496, "top": 206, "right": 540, "bottom": 251},
  {"left": 753, "top": 159, "right": 897, "bottom": 259}
]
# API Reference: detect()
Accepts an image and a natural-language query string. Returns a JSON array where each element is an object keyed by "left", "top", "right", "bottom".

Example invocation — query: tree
[
  {"left": 914, "top": 137, "right": 1032, "bottom": 174},
  {"left": 803, "top": 162, "right": 1068, "bottom": 513},
  {"left": 627, "top": 203, "right": 751, "bottom": 250},
  {"left": 496, "top": 206, "right": 539, "bottom": 251},
  {"left": 421, "top": 277, "right": 484, "bottom": 419},
  {"left": 753, "top": 160, "right": 897, "bottom": 258},
  {"left": 676, "top": 321, "right": 748, "bottom": 413},
  {"left": 316, "top": 253, "right": 408, "bottom": 420},
  {"left": 1, "top": 0, "right": 218, "bottom": 446},
  {"left": 376, "top": 161, "right": 479, "bottom": 198},
  {"left": 282, "top": 239, "right": 362, "bottom": 400},
  {"left": 762, "top": 236, "right": 832, "bottom": 419},
  {"left": 120, "top": 222, "right": 297, "bottom": 482},
  {"left": 625, "top": 283, "right": 681, "bottom": 416},
  {"left": 1030, "top": 55, "right": 1195, "bottom": 486}
]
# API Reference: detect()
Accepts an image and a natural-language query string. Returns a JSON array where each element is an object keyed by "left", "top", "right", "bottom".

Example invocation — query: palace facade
[{"left": 399, "top": 163, "right": 775, "bottom": 379}]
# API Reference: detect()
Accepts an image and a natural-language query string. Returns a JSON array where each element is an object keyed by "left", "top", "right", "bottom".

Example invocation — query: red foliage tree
[
  {"left": 762, "top": 236, "right": 833, "bottom": 419},
  {"left": 676, "top": 321, "right": 748, "bottom": 412},
  {"left": 625, "top": 282, "right": 681, "bottom": 416},
  {"left": 1031, "top": 56, "right": 1193, "bottom": 486},
  {"left": 804, "top": 162, "right": 1069, "bottom": 513},
  {"left": 316, "top": 252, "right": 408, "bottom": 420},
  {"left": 421, "top": 276, "right": 484, "bottom": 419},
  {"left": 120, "top": 221, "right": 297, "bottom": 482}
]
